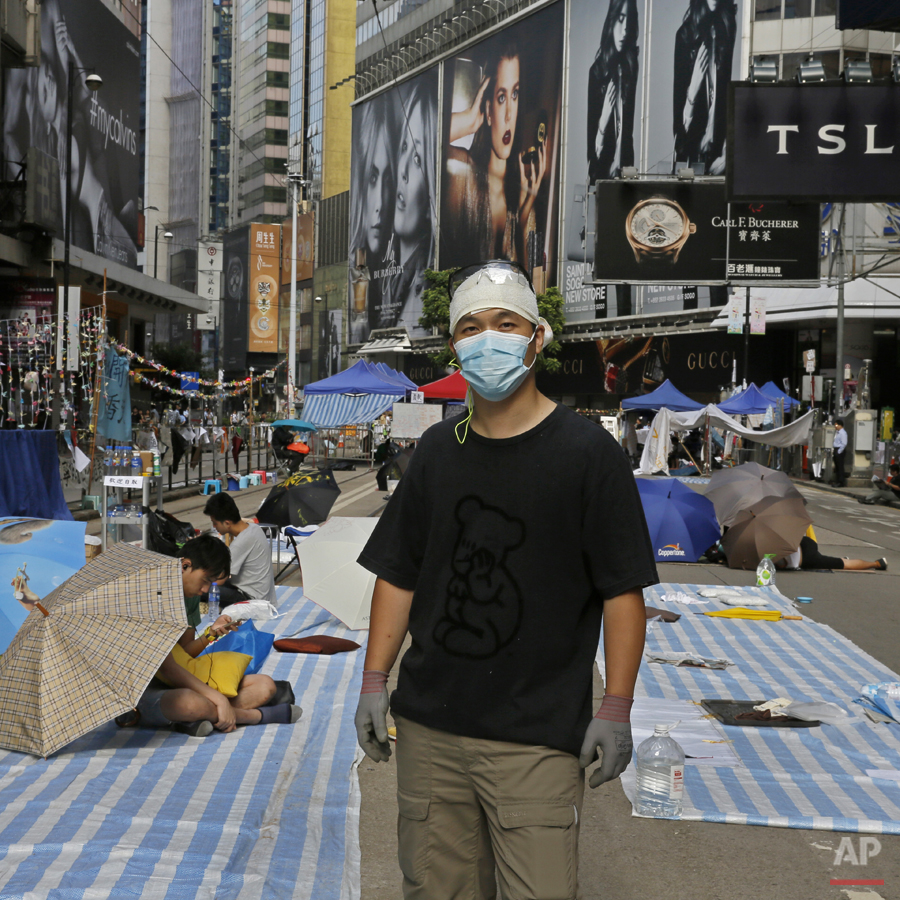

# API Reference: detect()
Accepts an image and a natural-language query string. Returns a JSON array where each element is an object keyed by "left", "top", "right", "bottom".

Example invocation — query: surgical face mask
[{"left": 454, "top": 327, "right": 538, "bottom": 402}]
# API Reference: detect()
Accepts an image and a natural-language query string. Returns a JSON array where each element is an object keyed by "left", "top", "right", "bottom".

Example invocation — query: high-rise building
[{"left": 232, "top": 0, "right": 291, "bottom": 223}]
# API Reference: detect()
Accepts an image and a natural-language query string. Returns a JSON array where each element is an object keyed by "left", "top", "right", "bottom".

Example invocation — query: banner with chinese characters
[
  {"left": 249, "top": 223, "right": 281, "bottom": 352},
  {"left": 95, "top": 347, "right": 132, "bottom": 441}
]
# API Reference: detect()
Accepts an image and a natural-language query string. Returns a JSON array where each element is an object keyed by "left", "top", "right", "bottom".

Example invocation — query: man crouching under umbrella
[{"left": 116, "top": 535, "right": 300, "bottom": 737}]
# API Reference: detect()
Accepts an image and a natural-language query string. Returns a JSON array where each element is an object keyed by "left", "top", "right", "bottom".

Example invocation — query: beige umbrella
[
  {"left": 0, "top": 543, "right": 187, "bottom": 757},
  {"left": 296, "top": 517, "right": 379, "bottom": 630}
]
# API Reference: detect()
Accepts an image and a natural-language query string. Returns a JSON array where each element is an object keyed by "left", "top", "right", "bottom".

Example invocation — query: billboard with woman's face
[
  {"left": 2, "top": 0, "right": 140, "bottom": 268},
  {"left": 348, "top": 68, "right": 439, "bottom": 344},
  {"left": 440, "top": 2, "right": 563, "bottom": 290}
]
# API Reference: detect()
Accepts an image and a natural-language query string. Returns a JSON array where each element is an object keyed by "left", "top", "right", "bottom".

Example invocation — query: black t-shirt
[{"left": 358, "top": 404, "right": 658, "bottom": 757}]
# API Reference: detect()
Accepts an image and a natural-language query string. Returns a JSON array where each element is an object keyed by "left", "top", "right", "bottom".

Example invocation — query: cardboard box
[{"left": 140, "top": 451, "right": 154, "bottom": 474}]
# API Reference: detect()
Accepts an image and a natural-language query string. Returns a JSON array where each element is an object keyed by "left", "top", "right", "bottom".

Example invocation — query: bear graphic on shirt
[{"left": 433, "top": 496, "right": 525, "bottom": 659}]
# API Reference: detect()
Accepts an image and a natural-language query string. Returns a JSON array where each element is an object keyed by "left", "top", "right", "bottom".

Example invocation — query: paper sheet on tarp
[{"left": 631, "top": 697, "right": 742, "bottom": 767}]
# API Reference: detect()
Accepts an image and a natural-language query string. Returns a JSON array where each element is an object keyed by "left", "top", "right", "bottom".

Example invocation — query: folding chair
[{"left": 274, "top": 524, "right": 320, "bottom": 583}]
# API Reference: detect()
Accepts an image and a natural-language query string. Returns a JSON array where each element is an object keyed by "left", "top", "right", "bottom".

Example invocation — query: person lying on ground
[
  {"left": 203, "top": 492, "right": 278, "bottom": 609},
  {"left": 859, "top": 463, "right": 900, "bottom": 506},
  {"left": 776, "top": 535, "right": 887, "bottom": 572},
  {"left": 116, "top": 535, "right": 298, "bottom": 737}
]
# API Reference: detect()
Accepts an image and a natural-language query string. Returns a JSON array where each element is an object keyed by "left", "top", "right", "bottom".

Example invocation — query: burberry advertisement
[
  {"left": 348, "top": 68, "right": 439, "bottom": 344},
  {"left": 440, "top": 2, "right": 563, "bottom": 289},
  {"left": 2, "top": 0, "right": 141, "bottom": 267}
]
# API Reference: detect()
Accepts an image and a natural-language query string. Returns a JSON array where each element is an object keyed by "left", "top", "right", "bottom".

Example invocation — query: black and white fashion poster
[
  {"left": 2, "top": 0, "right": 141, "bottom": 267},
  {"left": 563, "top": 0, "right": 643, "bottom": 321},
  {"left": 348, "top": 68, "right": 439, "bottom": 344},
  {"left": 644, "top": 0, "right": 743, "bottom": 177}
]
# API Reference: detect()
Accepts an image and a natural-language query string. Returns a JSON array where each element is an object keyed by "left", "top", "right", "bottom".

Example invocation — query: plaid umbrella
[{"left": 0, "top": 543, "right": 187, "bottom": 757}]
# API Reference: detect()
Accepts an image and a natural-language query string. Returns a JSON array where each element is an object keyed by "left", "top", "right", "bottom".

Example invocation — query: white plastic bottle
[
  {"left": 756, "top": 552, "right": 777, "bottom": 588},
  {"left": 634, "top": 724, "right": 685, "bottom": 817},
  {"left": 208, "top": 582, "right": 221, "bottom": 624}
]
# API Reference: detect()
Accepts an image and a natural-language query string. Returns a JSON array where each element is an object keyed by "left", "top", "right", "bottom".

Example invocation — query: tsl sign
[{"left": 728, "top": 83, "right": 900, "bottom": 202}]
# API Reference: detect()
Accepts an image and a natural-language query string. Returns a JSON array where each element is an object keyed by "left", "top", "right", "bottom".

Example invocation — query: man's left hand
[
  {"left": 578, "top": 694, "right": 634, "bottom": 788},
  {"left": 211, "top": 614, "right": 239, "bottom": 636}
]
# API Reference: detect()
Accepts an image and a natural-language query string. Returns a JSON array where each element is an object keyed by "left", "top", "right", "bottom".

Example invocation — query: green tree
[{"left": 418, "top": 268, "right": 565, "bottom": 373}]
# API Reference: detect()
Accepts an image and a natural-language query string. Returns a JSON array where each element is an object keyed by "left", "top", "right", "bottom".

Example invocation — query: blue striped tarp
[
  {"left": 0, "top": 587, "right": 366, "bottom": 898},
  {"left": 302, "top": 393, "right": 401, "bottom": 428},
  {"left": 609, "top": 582, "right": 900, "bottom": 834}
]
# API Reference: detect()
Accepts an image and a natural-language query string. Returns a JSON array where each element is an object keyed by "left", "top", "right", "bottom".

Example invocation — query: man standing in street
[
  {"left": 354, "top": 261, "right": 658, "bottom": 899},
  {"left": 832, "top": 418, "right": 848, "bottom": 487}
]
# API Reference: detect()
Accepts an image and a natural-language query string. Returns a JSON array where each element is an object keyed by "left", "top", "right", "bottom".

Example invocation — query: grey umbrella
[{"left": 705, "top": 462, "right": 805, "bottom": 529}]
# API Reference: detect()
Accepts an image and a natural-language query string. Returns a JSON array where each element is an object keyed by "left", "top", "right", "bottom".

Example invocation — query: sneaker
[
  {"left": 174, "top": 720, "right": 214, "bottom": 737},
  {"left": 266, "top": 680, "right": 295, "bottom": 707},
  {"left": 289, "top": 705, "right": 303, "bottom": 723},
  {"left": 877, "top": 558, "right": 888, "bottom": 571},
  {"left": 115, "top": 710, "right": 141, "bottom": 728}
]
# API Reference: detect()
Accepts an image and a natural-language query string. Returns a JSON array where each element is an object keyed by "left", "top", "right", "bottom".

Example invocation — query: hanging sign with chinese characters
[
  {"left": 248, "top": 224, "right": 281, "bottom": 352},
  {"left": 94, "top": 347, "right": 132, "bottom": 442}
]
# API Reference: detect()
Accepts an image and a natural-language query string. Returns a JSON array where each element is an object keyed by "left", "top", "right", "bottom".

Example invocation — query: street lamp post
[
  {"left": 154, "top": 225, "right": 173, "bottom": 280},
  {"left": 57, "top": 63, "right": 101, "bottom": 429}
]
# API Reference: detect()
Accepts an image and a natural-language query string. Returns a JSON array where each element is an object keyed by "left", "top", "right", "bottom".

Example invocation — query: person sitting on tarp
[
  {"left": 203, "top": 493, "right": 278, "bottom": 609},
  {"left": 859, "top": 463, "right": 900, "bottom": 507},
  {"left": 115, "top": 535, "right": 299, "bottom": 736}
]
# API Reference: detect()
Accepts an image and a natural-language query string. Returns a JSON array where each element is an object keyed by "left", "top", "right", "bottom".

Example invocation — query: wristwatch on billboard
[{"left": 625, "top": 196, "right": 696, "bottom": 263}]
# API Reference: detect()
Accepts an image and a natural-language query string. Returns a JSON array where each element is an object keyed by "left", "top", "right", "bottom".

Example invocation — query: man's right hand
[
  {"left": 355, "top": 671, "right": 391, "bottom": 762},
  {"left": 213, "top": 696, "right": 237, "bottom": 733}
]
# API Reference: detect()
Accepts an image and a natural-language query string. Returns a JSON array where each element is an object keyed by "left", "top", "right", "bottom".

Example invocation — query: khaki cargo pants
[{"left": 394, "top": 715, "right": 583, "bottom": 900}]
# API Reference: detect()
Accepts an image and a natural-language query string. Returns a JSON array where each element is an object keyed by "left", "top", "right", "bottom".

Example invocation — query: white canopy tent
[{"left": 638, "top": 405, "right": 815, "bottom": 475}]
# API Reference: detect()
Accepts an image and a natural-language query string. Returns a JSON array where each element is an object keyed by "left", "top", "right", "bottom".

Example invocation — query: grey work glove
[
  {"left": 578, "top": 694, "right": 634, "bottom": 788},
  {"left": 355, "top": 670, "right": 392, "bottom": 762}
]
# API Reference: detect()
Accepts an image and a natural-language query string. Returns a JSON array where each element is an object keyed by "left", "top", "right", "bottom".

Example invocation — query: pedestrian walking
[
  {"left": 832, "top": 418, "right": 848, "bottom": 487},
  {"left": 354, "top": 260, "right": 658, "bottom": 899}
]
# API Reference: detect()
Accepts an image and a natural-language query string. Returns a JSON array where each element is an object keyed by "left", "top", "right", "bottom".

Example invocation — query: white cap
[{"left": 449, "top": 263, "right": 554, "bottom": 344}]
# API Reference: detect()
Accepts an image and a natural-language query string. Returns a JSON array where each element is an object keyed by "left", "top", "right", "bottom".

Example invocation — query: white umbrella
[{"left": 296, "top": 517, "right": 379, "bottom": 630}]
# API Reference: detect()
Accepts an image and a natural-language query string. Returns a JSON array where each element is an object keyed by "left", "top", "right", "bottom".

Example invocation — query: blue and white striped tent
[
  {"left": 302, "top": 392, "right": 401, "bottom": 428},
  {"left": 301, "top": 360, "right": 405, "bottom": 428}
]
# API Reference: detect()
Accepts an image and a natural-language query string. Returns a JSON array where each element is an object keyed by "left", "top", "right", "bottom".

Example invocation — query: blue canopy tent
[
  {"left": 301, "top": 360, "right": 405, "bottom": 427},
  {"left": 759, "top": 381, "right": 800, "bottom": 410},
  {"left": 717, "top": 383, "right": 779, "bottom": 416},
  {"left": 373, "top": 362, "right": 416, "bottom": 391},
  {"left": 621, "top": 380, "right": 704, "bottom": 412}
]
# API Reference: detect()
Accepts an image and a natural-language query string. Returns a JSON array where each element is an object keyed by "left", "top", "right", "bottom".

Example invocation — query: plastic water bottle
[
  {"left": 208, "top": 582, "right": 221, "bottom": 623},
  {"left": 104, "top": 444, "right": 113, "bottom": 474},
  {"left": 634, "top": 724, "right": 685, "bottom": 818},
  {"left": 756, "top": 553, "right": 777, "bottom": 588}
]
